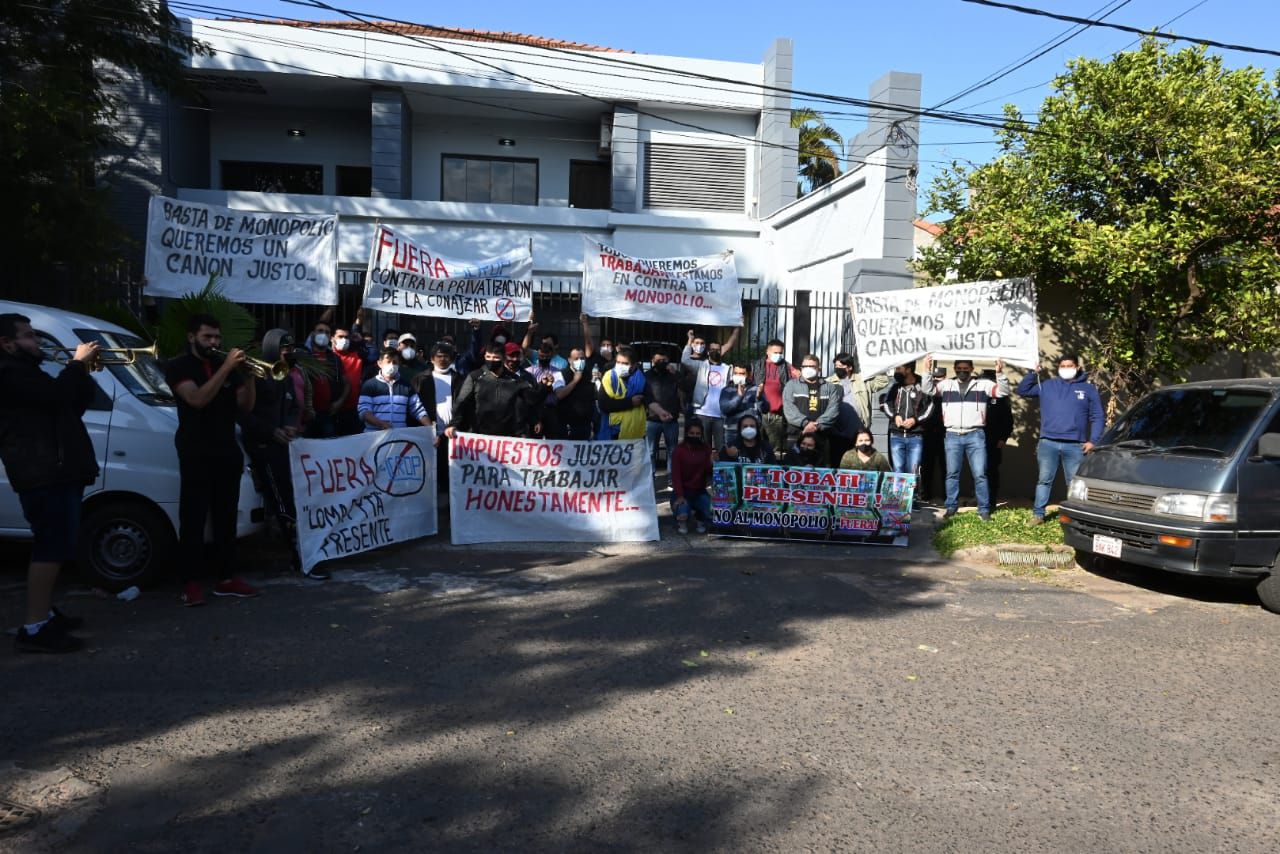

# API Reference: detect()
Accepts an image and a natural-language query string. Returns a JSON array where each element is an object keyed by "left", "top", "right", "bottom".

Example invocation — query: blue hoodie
[{"left": 1016, "top": 371, "right": 1105, "bottom": 443}]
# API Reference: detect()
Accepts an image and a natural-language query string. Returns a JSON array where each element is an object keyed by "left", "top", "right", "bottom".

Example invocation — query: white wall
[
  {"left": 410, "top": 117, "right": 601, "bottom": 206},
  {"left": 635, "top": 109, "right": 759, "bottom": 217},
  {"left": 209, "top": 104, "right": 369, "bottom": 196}
]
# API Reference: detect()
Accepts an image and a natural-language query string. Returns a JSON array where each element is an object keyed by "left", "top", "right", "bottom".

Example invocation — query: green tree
[
  {"left": 1, "top": 1, "right": 206, "bottom": 290},
  {"left": 917, "top": 39, "right": 1280, "bottom": 412},
  {"left": 791, "top": 108, "right": 844, "bottom": 196}
]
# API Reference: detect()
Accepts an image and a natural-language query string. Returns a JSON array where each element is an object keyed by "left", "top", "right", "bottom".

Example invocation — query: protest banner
[
  {"left": 581, "top": 238, "right": 742, "bottom": 326},
  {"left": 144, "top": 196, "right": 337, "bottom": 303},
  {"left": 849, "top": 279, "right": 1038, "bottom": 377},
  {"left": 710, "top": 462, "right": 916, "bottom": 546},
  {"left": 290, "top": 427, "right": 437, "bottom": 573},
  {"left": 449, "top": 433, "right": 659, "bottom": 545},
  {"left": 363, "top": 225, "right": 533, "bottom": 322}
]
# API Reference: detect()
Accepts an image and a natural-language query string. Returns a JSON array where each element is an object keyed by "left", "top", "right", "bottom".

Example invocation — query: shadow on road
[{"left": 1079, "top": 554, "right": 1262, "bottom": 607}]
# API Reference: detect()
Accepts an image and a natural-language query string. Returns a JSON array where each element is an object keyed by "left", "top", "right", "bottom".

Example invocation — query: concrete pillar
[
  {"left": 371, "top": 88, "right": 412, "bottom": 199},
  {"left": 610, "top": 105, "right": 639, "bottom": 213},
  {"left": 757, "top": 39, "right": 799, "bottom": 218}
]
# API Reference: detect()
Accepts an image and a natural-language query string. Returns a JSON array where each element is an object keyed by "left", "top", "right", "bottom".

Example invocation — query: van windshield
[
  {"left": 1104, "top": 388, "right": 1273, "bottom": 456},
  {"left": 75, "top": 329, "right": 174, "bottom": 406}
]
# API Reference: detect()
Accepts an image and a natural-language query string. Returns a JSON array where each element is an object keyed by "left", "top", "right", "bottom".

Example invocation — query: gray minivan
[{"left": 1060, "top": 379, "right": 1280, "bottom": 612}]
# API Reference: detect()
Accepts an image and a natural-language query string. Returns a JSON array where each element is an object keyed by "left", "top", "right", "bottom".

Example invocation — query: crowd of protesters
[{"left": 3, "top": 300, "right": 1103, "bottom": 652}]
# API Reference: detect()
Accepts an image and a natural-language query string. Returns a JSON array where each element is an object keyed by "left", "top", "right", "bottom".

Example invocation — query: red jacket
[
  {"left": 671, "top": 442, "right": 713, "bottom": 499},
  {"left": 335, "top": 349, "right": 365, "bottom": 411}
]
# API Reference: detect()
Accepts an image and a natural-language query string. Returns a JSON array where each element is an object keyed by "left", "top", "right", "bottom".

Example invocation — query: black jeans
[{"left": 178, "top": 450, "right": 242, "bottom": 582}]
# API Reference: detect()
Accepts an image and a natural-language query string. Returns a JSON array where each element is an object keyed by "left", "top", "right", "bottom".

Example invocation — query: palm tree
[{"left": 791, "top": 108, "right": 843, "bottom": 196}]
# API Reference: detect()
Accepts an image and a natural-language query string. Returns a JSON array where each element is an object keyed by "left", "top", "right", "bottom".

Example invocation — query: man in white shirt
[{"left": 420, "top": 343, "right": 463, "bottom": 494}]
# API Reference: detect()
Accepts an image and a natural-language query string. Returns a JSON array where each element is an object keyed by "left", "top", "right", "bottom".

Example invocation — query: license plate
[{"left": 1093, "top": 534, "right": 1123, "bottom": 558}]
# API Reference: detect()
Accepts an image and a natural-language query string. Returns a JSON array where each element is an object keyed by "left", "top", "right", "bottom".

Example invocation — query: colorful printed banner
[
  {"left": 849, "top": 279, "right": 1038, "bottom": 376},
  {"left": 448, "top": 433, "right": 659, "bottom": 545},
  {"left": 144, "top": 196, "right": 337, "bottom": 304},
  {"left": 581, "top": 238, "right": 741, "bottom": 326},
  {"left": 710, "top": 463, "right": 915, "bottom": 545},
  {"left": 290, "top": 427, "right": 438, "bottom": 573},
  {"left": 363, "top": 225, "right": 533, "bottom": 321}
]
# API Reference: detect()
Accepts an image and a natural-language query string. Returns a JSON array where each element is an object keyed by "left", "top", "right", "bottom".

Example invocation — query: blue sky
[{"left": 194, "top": 0, "right": 1280, "bottom": 214}]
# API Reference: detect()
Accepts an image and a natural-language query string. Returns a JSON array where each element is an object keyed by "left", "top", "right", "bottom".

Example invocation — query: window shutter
[{"left": 643, "top": 143, "right": 746, "bottom": 212}]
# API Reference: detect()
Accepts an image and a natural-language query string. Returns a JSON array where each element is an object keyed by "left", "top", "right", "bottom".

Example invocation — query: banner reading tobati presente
[
  {"left": 849, "top": 279, "right": 1038, "bottom": 377},
  {"left": 710, "top": 463, "right": 915, "bottom": 546},
  {"left": 290, "top": 427, "right": 437, "bottom": 573},
  {"left": 581, "top": 238, "right": 741, "bottom": 326},
  {"left": 144, "top": 196, "right": 337, "bottom": 304},
  {"left": 363, "top": 225, "right": 533, "bottom": 322},
  {"left": 449, "top": 433, "right": 658, "bottom": 545}
]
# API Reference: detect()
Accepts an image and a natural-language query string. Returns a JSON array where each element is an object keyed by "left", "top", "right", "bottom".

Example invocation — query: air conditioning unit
[{"left": 598, "top": 113, "right": 613, "bottom": 156}]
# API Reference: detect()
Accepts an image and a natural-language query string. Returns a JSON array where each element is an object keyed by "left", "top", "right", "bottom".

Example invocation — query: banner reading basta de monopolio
[
  {"left": 290, "top": 427, "right": 438, "bottom": 573},
  {"left": 850, "top": 279, "right": 1038, "bottom": 377},
  {"left": 449, "top": 433, "right": 658, "bottom": 545},
  {"left": 581, "top": 237, "right": 741, "bottom": 326},
  {"left": 363, "top": 225, "right": 533, "bottom": 322}
]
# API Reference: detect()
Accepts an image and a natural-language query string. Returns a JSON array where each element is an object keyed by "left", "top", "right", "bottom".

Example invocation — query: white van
[{"left": 0, "top": 300, "right": 265, "bottom": 590}]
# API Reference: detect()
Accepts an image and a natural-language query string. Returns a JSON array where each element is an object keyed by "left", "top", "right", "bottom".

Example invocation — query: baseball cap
[
  {"left": 397, "top": 333, "right": 417, "bottom": 345},
  {"left": 504, "top": 342, "right": 523, "bottom": 357}
]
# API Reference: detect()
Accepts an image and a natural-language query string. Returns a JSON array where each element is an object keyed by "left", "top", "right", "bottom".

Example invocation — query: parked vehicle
[
  {"left": 0, "top": 300, "right": 265, "bottom": 591},
  {"left": 1060, "top": 379, "right": 1280, "bottom": 612}
]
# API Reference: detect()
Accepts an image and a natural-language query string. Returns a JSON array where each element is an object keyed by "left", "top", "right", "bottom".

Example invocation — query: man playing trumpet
[{"left": 163, "top": 313, "right": 261, "bottom": 606}]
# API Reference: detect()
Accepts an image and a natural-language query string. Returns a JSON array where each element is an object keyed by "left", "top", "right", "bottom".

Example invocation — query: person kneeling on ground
[
  {"left": 839, "top": 429, "right": 893, "bottom": 474},
  {"left": 719, "top": 413, "right": 775, "bottom": 464},
  {"left": 671, "top": 421, "right": 713, "bottom": 535}
]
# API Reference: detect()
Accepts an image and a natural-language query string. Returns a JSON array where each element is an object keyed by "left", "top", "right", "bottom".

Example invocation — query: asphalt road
[{"left": 2, "top": 531, "right": 1278, "bottom": 853}]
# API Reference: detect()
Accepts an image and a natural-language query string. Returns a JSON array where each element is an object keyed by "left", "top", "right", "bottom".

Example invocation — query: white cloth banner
[
  {"left": 143, "top": 196, "right": 337, "bottom": 304},
  {"left": 363, "top": 225, "right": 533, "bottom": 322},
  {"left": 581, "top": 238, "right": 741, "bottom": 326},
  {"left": 448, "top": 433, "right": 659, "bottom": 545},
  {"left": 849, "top": 279, "right": 1038, "bottom": 377},
  {"left": 290, "top": 427, "right": 437, "bottom": 573}
]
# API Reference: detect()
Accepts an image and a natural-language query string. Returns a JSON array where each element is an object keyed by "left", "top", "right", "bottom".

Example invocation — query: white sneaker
[
  {"left": 676, "top": 522, "right": 688, "bottom": 535},
  {"left": 695, "top": 522, "right": 707, "bottom": 534}
]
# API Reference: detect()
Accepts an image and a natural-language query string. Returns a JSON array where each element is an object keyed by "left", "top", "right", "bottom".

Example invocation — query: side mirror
[{"left": 1259, "top": 433, "right": 1280, "bottom": 461}]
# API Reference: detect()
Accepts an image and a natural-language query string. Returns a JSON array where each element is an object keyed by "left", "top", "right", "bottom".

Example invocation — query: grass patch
[{"left": 932, "top": 507, "right": 1066, "bottom": 558}]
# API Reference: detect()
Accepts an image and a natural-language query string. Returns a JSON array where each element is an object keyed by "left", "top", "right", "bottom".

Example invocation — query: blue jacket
[{"left": 1016, "top": 371, "right": 1105, "bottom": 443}]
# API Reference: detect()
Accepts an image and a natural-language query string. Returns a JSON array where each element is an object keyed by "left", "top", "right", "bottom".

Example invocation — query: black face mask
[
  {"left": 708, "top": 351, "right": 722, "bottom": 364},
  {"left": 538, "top": 357, "right": 551, "bottom": 367},
  {"left": 893, "top": 372, "right": 905, "bottom": 384},
  {"left": 284, "top": 351, "right": 299, "bottom": 366},
  {"left": 800, "top": 448, "right": 817, "bottom": 460},
  {"left": 954, "top": 370, "right": 972, "bottom": 383},
  {"left": 686, "top": 435, "right": 703, "bottom": 445},
  {"left": 652, "top": 361, "right": 667, "bottom": 372},
  {"left": 485, "top": 360, "right": 503, "bottom": 373},
  {"left": 857, "top": 443, "right": 874, "bottom": 454},
  {"left": 834, "top": 367, "right": 849, "bottom": 379}
]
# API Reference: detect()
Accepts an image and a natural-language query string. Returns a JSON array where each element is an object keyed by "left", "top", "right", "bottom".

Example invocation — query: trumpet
[
  {"left": 209, "top": 348, "right": 291, "bottom": 382},
  {"left": 47, "top": 343, "right": 160, "bottom": 366}
]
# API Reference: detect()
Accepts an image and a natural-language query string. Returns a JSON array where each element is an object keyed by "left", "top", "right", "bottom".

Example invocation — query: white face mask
[
  {"left": 801, "top": 366, "right": 819, "bottom": 381},
  {"left": 400, "top": 347, "right": 416, "bottom": 361},
  {"left": 494, "top": 335, "right": 507, "bottom": 344},
  {"left": 615, "top": 364, "right": 631, "bottom": 378},
  {"left": 731, "top": 374, "right": 747, "bottom": 385},
  {"left": 571, "top": 359, "right": 586, "bottom": 372},
  {"left": 692, "top": 344, "right": 706, "bottom": 355},
  {"left": 740, "top": 426, "right": 758, "bottom": 440},
  {"left": 1059, "top": 367, "right": 1078, "bottom": 380},
  {"left": 384, "top": 340, "right": 396, "bottom": 350},
  {"left": 333, "top": 337, "right": 350, "bottom": 352},
  {"left": 380, "top": 363, "right": 398, "bottom": 380},
  {"left": 600, "top": 345, "right": 613, "bottom": 356},
  {"left": 768, "top": 352, "right": 783, "bottom": 364},
  {"left": 313, "top": 333, "right": 330, "bottom": 348}
]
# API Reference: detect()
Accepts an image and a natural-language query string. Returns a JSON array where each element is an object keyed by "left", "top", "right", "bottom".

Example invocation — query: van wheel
[
  {"left": 77, "top": 500, "right": 175, "bottom": 592},
  {"left": 1256, "top": 571, "right": 1280, "bottom": 615}
]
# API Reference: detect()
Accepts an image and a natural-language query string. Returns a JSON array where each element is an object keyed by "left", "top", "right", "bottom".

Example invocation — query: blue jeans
[
  {"left": 944, "top": 430, "right": 990, "bottom": 514},
  {"left": 889, "top": 434, "right": 923, "bottom": 475},
  {"left": 1034, "top": 439, "right": 1086, "bottom": 518},
  {"left": 646, "top": 419, "right": 680, "bottom": 473},
  {"left": 671, "top": 492, "right": 712, "bottom": 523}
]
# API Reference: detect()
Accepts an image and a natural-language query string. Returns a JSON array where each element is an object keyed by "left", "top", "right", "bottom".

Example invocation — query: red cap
[{"left": 504, "top": 342, "right": 523, "bottom": 357}]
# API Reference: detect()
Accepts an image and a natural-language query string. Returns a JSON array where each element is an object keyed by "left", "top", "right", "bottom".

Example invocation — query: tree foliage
[
  {"left": 1, "top": 1, "right": 206, "bottom": 286},
  {"left": 917, "top": 39, "right": 1280, "bottom": 409},
  {"left": 791, "top": 108, "right": 844, "bottom": 196}
]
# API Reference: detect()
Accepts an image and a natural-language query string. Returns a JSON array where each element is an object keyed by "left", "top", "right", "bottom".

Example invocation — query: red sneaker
[
  {"left": 181, "top": 581, "right": 205, "bottom": 607},
  {"left": 213, "top": 578, "right": 261, "bottom": 598}
]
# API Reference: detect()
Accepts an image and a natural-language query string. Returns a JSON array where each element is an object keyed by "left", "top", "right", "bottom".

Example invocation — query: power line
[
  {"left": 932, "top": 0, "right": 1133, "bottom": 110},
  {"left": 958, "top": 0, "right": 1280, "bottom": 60}
]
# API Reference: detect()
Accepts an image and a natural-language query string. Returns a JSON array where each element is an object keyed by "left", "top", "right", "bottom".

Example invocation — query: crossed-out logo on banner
[{"left": 372, "top": 440, "right": 427, "bottom": 497}]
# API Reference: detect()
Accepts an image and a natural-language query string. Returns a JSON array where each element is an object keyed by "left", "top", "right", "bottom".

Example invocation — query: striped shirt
[
  {"left": 927, "top": 375, "right": 1010, "bottom": 432},
  {"left": 357, "top": 376, "right": 428, "bottom": 431}
]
